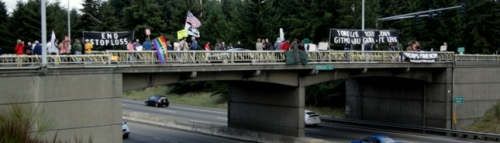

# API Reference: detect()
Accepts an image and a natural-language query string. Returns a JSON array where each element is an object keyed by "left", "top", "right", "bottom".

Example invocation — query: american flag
[{"left": 186, "top": 12, "right": 201, "bottom": 28}]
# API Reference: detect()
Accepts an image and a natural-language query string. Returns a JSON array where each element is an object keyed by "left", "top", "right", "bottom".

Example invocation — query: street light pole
[
  {"left": 361, "top": 0, "right": 365, "bottom": 51},
  {"left": 68, "top": 0, "right": 70, "bottom": 40},
  {"left": 41, "top": 0, "right": 47, "bottom": 66}
]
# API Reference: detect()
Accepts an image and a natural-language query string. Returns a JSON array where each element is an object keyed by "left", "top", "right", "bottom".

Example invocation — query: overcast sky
[{"left": 4, "top": 0, "right": 84, "bottom": 14}]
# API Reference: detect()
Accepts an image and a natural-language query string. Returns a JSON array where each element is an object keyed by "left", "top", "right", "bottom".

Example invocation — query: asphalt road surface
[
  {"left": 123, "top": 99, "right": 494, "bottom": 143},
  {"left": 123, "top": 121, "right": 245, "bottom": 143}
]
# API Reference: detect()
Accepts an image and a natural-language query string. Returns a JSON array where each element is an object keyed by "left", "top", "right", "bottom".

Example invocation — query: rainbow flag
[
  {"left": 158, "top": 36, "right": 168, "bottom": 62},
  {"left": 154, "top": 36, "right": 168, "bottom": 64}
]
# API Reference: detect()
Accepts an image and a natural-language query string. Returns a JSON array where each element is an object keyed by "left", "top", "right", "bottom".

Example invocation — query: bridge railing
[
  {"left": 455, "top": 54, "right": 500, "bottom": 62},
  {"left": 104, "top": 50, "right": 457, "bottom": 64},
  {"left": 0, "top": 51, "right": 479, "bottom": 67},
  {"left": 0, "top": 54, "right": 111, "bottom": 67}
]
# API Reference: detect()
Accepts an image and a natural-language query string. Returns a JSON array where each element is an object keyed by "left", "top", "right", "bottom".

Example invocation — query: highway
[
  {"left": 123, "top": 99, "right": 492, "bottom": 143},
  {"left": 123, "top": 121, "right": 244, "bottom": 143}
]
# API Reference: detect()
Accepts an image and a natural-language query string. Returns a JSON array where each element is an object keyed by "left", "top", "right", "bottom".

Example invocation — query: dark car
[{"left": 144, "top": 95, "right": 169, "bottom": 107}]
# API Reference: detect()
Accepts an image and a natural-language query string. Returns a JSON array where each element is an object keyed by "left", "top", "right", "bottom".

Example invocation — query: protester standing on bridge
[
  {"left": 274, "top": 38, "right": 282, "bottom": 51},
  {"left": 256, "top": 38, "right": 263, "bottom": 51},
  {"left": 84, "top": 39, "right": 93, "bottom": 64},
  {"left": 280, "top": 39, "right": 290, "bottom": 51},
  {"left": 25, "top": 42, "right": 33, "bottom": 55},
  {"left": 190, "top": 37, "right": 198, "bottom": 50},
  {"left": 15, "top": 40, "right": 24, "bottom": 55},
  {"left": 143, "top": 38, "right": 152, "bottom": 50},
  {"left": 72, "top": 39, "right": 82, "bottom": 62},
  {"left": 298, "top": 40, "right": 305, "bottom": 51},
  {"left": 127, "top": 40, "right": 134, "bottom": 51},
  {"left": 133, "top": 39, "right": 141, "bottom": 50},
  {"left": 73, "top": 39, "right": 82, "bottom": 55},
  {"left": 221, "top": 42, "right": 227, "bottom": 50},
  {"left": 14, "top": 40, "right": 25, "bottom": 66},
  {"left": 205, "top": 42, "right": 211, "bottom": 51},
  {"left": 235, "top": 41, "right": 243, "bottom": 49},
  {"left": 33, "top": 42, "right": 42, "bottom": 55}
]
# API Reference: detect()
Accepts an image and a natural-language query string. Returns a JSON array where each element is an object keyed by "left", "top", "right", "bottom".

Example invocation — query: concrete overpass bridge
[{"left": 0, "top": 50, "right": 499, "bottom": 142}]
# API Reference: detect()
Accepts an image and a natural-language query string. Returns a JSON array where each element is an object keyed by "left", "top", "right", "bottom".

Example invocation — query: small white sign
[
  {"left": 318, "top": 42, "right": 329, "bottom": 51},
  {"left": 440, "top": 45, "right": 447, "bottom": 51},
  {"left": 145, "top": 29, "right": 151, "bottom": 35}
]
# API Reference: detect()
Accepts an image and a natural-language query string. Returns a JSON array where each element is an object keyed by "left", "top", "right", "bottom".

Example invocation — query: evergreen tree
[
  {"left": 223, "top": 0, "right": 250, "bottom": 46},
  {"left": 75, "top": 0, "right": 101, "bottom": 35},
  {"left": 9, "top": 0, "right": 43, "bottom": 47},
  {"left": 108, "top": 0, "right": 131, "bottom": 18},
  {"left": 70, "top": 9, "right": 81, "bottom": 39},
  {"left": 122, "top": 0, "right": 167, "bottom": 42},
  {"left": 97, "top": 2, "right": 120, "bottom": 32},
  {"left": 46, "top": 1, "right": 69, "bottom": 41},
  {"left": 0, "top": 0, "right": 12, "bottom": 50},
  {"left": 199, "top": 0, "right": 229, "bottom": 45}
]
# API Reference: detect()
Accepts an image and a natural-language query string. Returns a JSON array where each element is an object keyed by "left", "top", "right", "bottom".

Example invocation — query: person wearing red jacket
[
  {"left": 280, "top": 40, "right": 290, "bottom": 51},
  {"left": 15, "top": 39, "right": 25, "bottom": 55},
  {"left": 14, "top": 39, "right": 25, "bottom": 67}
]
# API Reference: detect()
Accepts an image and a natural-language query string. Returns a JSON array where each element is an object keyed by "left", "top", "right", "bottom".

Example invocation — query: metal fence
[{"left": 0, "top": 50, "right": 494, "bottom": 67}]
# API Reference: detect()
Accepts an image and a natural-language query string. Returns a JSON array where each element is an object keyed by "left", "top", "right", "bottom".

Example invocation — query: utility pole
[
  {"left": 41, "top": 0, "right": 47, "bottom": 66},
  {"left": 361, "top": 0, "right": 365, "bottom": 51},
  {"left": 68, "top": 0, "right": 70, "bottom": 40}
]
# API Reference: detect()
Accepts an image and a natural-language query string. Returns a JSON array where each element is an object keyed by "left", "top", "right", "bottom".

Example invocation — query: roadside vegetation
[
  {"left": 124, "top": 86, "right": 227, "bottom": 109},
  {"left": 464, "top": 102, "right": 500, "bottom": 133},
  {"left": 0, "top": 102, "right": 92, "bottom": 143},
  {"left": 123, "top": 80, "right": 347, "bottom": 118}
]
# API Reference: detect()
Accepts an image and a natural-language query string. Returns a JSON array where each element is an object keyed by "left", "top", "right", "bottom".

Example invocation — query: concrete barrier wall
[
  {"left": 0, "top": 71, "right": 122, "bottom": 143},
  {"left": 123, "top": 111, "right": 335, "bottom": 143},
  {"left": 454, "top": 63, "right": 500, "bottom": 129}
]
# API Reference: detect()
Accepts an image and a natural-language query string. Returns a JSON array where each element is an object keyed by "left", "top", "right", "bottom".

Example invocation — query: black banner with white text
[
  {"left": 402, "top": 52, "right": 438, "bottom": 63},
  {"left": 330, "top": 29, "right": 398, "bottom": 45},
  {"left": 83, "top": 31, "right": 134, "bottom": 46}
]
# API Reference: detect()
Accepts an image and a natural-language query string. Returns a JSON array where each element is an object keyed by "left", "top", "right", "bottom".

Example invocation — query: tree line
[{"left": 0, "top": 0, "right": 499, "bottom": 53}]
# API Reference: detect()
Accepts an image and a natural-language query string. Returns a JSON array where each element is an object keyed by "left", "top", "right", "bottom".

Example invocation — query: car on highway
[
  {"left": 145, "top": 95, "right": 170, "bottom": 107},
  {"left": 351, "top": 134, "right": 402, "bottom": 143},
  {"left": 305, "top": 110, "right": 321, "bottom": 126},
  {"left": 122, "top": 122, "right": 130, "bottom": 139}
]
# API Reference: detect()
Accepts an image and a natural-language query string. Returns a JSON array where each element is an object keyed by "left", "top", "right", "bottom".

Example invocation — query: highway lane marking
[
  {"left": 173, "top": 106, "right": 227, "bottom": 115},
  {"left": 321, "top": 123, "right": 473, "bottom": 143},
  {"left": 128, "top": 121, "right": 246, "bottom": 143},
  {"left": 305, "top": 129, "right": 320, "bottom": 132},
  {"left": 153, "top": 137, "right": 178, "bottom": 143},
  {"left": 217, "top": 117, "right": 228, "bottom": 120},
  {"left": 190, "top": 120, "right": 211, "bottom": 124},
  {"left": 159, "top": 109, "right": 176, "bottom": 113}
]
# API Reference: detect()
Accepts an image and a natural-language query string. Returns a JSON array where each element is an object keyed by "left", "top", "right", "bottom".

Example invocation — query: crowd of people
[
  {"left": 10, "top": 38, "right": 94, "bottom": 56},
  {"left": 120, "top": 36, "right": 316, "bottom": 53}
]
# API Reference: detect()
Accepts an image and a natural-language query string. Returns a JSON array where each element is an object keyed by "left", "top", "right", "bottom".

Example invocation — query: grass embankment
[
  {"left": 124, "top": 86, "right": 227, "bottom": 109},
  {"left": 123, "top": 86, "right": 346, "bottom": 118},
  {"left": 0, "top": 103, "right": 92, "bottom": 143},
  {"left": 464, "top": 102, "right": 500, "bottom": 133}
]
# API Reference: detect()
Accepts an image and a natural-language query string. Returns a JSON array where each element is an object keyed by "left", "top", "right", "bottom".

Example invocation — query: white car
[
  {"left": 305, "top": 110, "right": 321, "bottom": 126},
  {"left": 122, "top": 122, "right": 130, "bottom": 139}
]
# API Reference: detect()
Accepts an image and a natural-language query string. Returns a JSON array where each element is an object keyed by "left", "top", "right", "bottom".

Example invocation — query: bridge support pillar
[{"left": 228, "top": 82, "right": 305, "bottom": 137}]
